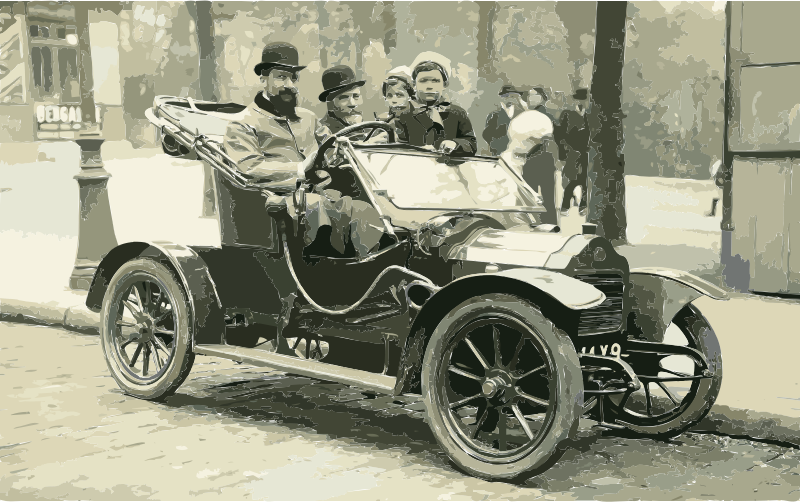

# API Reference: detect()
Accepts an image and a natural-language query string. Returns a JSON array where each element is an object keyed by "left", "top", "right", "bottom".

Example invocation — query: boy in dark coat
[{"left": 393, "top": 52, "right": 477, "bottom": 155}]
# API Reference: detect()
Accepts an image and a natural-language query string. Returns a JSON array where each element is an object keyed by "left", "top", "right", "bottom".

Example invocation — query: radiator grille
[{"left": 574, "top": 273, "right": 624, "bottom": 335}]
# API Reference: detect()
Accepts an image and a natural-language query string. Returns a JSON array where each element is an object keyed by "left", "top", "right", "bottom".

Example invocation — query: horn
[{"left": 405, "top": 281, "right": 441, "bottom": 310}]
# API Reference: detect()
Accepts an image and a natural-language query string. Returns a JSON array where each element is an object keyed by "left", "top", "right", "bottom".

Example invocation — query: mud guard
[
  {"left": 625, "top": 267, "right": 728, "bottom": 342},
  {"left": 394, "top": 268, "right": 606, "bottom": 395},
  {"left": 86, "top": 241, "right": 226, "bottom": 346}
]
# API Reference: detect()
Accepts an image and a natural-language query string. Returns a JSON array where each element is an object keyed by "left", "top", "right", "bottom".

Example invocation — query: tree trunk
[
  {"left": 586, "top": 1, "right": 628, "bottom": 244},
  {"left": 187, "top": 1, "right": 217, "bottom": 102}
]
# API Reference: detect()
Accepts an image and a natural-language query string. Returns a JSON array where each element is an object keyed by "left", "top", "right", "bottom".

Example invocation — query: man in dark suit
[
  {"left": 393, "top": 52, "right": 477, "bottom": 155},
  {"left": 554, "top": 89, "right": 590, "bottom": 216},
  {"left": 483, "top": 84, "right": 529, "bottom": 156}
]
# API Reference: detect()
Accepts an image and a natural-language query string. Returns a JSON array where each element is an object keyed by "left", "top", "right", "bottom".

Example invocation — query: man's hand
[
  {"left": 439, "top": 140, "right": 457, "bottom": 154},
  {"left": 298, "top": 149, "right": 319, "bottom": 178}
]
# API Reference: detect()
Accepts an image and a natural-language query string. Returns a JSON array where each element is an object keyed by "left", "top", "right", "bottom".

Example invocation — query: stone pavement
[{"left": 2, "top": 144, "right": 799, "bottom": 447}]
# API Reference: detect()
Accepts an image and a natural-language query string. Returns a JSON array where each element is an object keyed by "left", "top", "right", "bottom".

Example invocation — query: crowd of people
[{"left": 223, "top": 42, "right": 592, "bottom": 234}]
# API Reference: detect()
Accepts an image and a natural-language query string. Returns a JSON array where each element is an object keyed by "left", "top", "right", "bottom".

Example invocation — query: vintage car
[{"left": 85, "top": 95, "right": 726, "bottom": 480}]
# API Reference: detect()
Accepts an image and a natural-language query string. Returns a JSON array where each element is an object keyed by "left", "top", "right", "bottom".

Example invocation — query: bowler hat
[
  {"left": 318, "top": 65, "right": 366, "bottom": 102},
  {"left": 254, "top": 42, "right": 306, "bottom": 76},
  {"left": 499, "top": 84, "right": 526, "bottom": 96}
]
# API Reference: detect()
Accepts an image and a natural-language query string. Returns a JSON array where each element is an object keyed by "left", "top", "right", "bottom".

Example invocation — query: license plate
[{"left": 580, "top": 343, "right": 628, "bottom": 359}]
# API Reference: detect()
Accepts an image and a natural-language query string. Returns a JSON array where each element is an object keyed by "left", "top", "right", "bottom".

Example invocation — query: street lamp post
[{"left": 68, "top": 4, "right": 117, "bottom": 290}]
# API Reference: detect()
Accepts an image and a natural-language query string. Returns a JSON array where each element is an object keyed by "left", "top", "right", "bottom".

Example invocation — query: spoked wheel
[
  {"left": 601, "top": 304, "right": 722, "bottom": 437},
  {"left": 422, "top": 294, "right": 583, "bottom": 480},
  {"left": 100, "top": 258, "right": 194, "bottom": 401}
]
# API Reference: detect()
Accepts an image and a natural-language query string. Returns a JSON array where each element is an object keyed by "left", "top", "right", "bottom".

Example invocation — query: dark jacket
[
  {"left": 394, "top": 101, "right": 477, "bottom": 154},
  {"left": 554, "top": 109, "right": 590, "bottom": 181},
  {"left": 483, "top": 108, "right": 513, "bottom": 156}
]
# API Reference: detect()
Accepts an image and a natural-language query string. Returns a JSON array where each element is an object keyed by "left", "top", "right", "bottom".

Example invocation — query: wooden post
[
  {"left": 69, "top": 4, "right": 117, "bottom": 289},
  {"left": 586, "top": 1, "right": 628, "bottom": 244}
]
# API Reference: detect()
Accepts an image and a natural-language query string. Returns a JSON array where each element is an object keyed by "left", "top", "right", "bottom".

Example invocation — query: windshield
[{"left": 349, "top": 147, "right": 544, "bottom": 213}]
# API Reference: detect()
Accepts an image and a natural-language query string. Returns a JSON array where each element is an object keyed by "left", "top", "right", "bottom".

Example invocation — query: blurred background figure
[
  {"left": 501, "top": 110, "right": 558, "bottom": 225},
  {"left": 483, "top": 84, "right": 529, "bottom": 156},
  {"left": 377, "top": 66, "right": 415, "bottom": 123},
  {"left": 555, "top": 88, "right": 590, "bottom": 216},
  {"left": 703, "top": 160, "right": 722, "bottom": 217}
]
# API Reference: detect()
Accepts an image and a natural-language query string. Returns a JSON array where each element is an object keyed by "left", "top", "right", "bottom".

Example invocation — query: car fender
[
  {"left": 86, "top": 241, "right": 225, "bottom": 346},
  {"left": 626, "top": 267, "right": 728, "bottom": 342},
  {"left": 394, "top": 268, "right": 605, "bottom": 395}
]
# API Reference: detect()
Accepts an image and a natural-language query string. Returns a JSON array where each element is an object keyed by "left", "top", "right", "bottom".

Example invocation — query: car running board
[{"left": 193, "top": 344, "right": 397, "bottom": 395}]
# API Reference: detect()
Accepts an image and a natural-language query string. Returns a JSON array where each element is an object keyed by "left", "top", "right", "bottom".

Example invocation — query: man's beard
[{"left": 268, "top": 90, "right": 299, "bottom": 119}]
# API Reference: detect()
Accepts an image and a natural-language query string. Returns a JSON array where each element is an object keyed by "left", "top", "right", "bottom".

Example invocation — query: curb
[
  {"left": 1, "top": 297, "right": 799, "bottom": 449},
  {"left": 0, "top": 297, "right": 101, "bottom": 335}
]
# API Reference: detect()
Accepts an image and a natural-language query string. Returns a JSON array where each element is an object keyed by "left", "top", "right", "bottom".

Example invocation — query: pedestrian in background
[
  {"left": 555, "top": 88, "right": 590, "bottom": 216},
  {"left": 483, "top": 84, "right": 529, "bottom": 156}
]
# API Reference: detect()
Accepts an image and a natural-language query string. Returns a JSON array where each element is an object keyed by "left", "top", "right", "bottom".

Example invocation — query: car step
[{"left": 194, "top": 344, "right": 397, "bottom": 395}]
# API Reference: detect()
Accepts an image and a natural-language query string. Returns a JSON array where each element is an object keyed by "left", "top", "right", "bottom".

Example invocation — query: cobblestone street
[{"left": 2, "top": 322, "right": 800, "bottom": 500}]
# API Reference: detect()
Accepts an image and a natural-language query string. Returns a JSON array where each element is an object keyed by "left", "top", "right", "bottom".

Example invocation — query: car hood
[{"left": 446, "top": 227, "right": 597, "bottom": 269}]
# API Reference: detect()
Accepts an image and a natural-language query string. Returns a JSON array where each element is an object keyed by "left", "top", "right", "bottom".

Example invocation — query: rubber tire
[
  {"left": 100, "top": 258, "right": 195, "bottom": 401},
  {"left": 603, "top": 303, "right": 723, "bottom": 437},
  {"left": 421, "top": 293, "right": 583, "bottom": 480}
]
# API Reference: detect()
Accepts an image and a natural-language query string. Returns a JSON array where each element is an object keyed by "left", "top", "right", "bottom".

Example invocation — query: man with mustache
[
  {"left": 483, "top": 84, "right": 529, "bottom": 156},
  {"left": 319, "top": 66, "right": 366, "bottom": 134},
  {"left": 223, "top": 43, "right": 385, "bottom": 258},
  {"left": 393, "top": 52, "right": 477, "bottom": 155}
]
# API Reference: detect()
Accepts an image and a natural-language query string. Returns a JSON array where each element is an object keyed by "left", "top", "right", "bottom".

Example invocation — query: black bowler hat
[
  {"left": 573, "top": 88, "right": 589, "bottom": 100},
  {"left": 254, "top": 42, "right": 306, "bottom": 76},
  {"left": 319, "top": 65, "right": 366, "bottom": 102},
  {"left": 499, "top": 84, "right": 526, "bottom": 96}
]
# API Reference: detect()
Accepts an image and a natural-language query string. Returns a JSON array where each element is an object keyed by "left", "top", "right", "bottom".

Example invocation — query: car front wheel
[
  {"left": 422, "top": 293, "right": 583, "bottom": 480},
  {"left": 100, "top": 258, "right": 194, "bottom": 401}
]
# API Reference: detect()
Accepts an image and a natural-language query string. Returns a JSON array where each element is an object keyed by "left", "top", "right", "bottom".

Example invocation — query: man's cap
[
  {"left": 572, "top": 88, "right": 589, "bottom": 101},
  {"left": 499, "top": 84, "right": 527, "bottom": 97},
  {"left": 529, "top": 86, "right": 548, "bottom": 100},
  {"left": 254, "top": 42, "right": 306, "bottom": 76},
  {"left": 410, "top": 51, "right": 452, "bottom": 83},
  {"left": 318, "top": 65, "right": 366, "bottom": 102}
]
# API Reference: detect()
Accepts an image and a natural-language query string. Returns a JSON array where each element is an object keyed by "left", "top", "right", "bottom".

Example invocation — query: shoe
[{"left": 560, "top": 209, "right": 570, "bottom": 217}]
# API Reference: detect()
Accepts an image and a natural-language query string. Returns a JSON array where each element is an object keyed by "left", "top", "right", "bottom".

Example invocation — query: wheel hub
[
  {"left": 482, "top": 371, "right": 515, "bottom": 404},
  {"left": 132, "top": 318, "right": 154, "bottom": 343}
]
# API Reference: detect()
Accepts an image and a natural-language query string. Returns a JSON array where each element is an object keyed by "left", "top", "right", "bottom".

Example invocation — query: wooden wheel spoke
[
  {"left": 450, "top": 394, "right": 482, "bottom": 410},
  {"left": 152, "top": 309, "right": 171, "bottom": 325},
  {"left": 116, "top": 320, "right": 136, "bottom": 328},
  {"left": 133, "top": 284, "right": 145, "bottom": 312},
  {"left": 448, "top": 365, "right": 483, "bottom": 382},
  {"left": 142, "top": 344, "right": 150, "bottom": 375},
  {"left": 492, "top": 325, "right": 502, "bottom": 368},
  {"left": 464, "top": 337, "right": 490, "bottom": 370},
  {"left": 152, "top": 335, "right": 170, "bottom": 355},
  {"left": 472, "top": 406, "right": 489, "bottom": 439},
  {"left": 154, "top": 329, "right": 175, "bottom": 336},
  {"left": 512, "top": 403, "right": 535, "bottom": 440},
  {"left": 122, "top": 300, "right": 144, "bottom": 320},
  {"left": 516, "top": 364, "right": 546, "bottom": 381},
  {"left": 644, "top": 382, "right": 653, "bottom": 416},
  {"left": 509, "top": 335, "right": 526, "bottom": 371},
  {"left": 151, "top": 342, "right": 162, "bottom": 371},
  {"left": 660, "top": 367, "right": 692, "bottom": 378},
  {"left": 517, "top": 389, "right": 549, "bottom": 408},
  {"left": 656, "top": 381, "right": 681, "bottom": 406},
  {"left": 129, "top": 343, "right": 143, "bottom": 367}
]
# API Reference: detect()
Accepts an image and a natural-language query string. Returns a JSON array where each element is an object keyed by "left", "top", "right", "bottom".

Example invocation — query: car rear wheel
[
  {"left": 600, "top": 304, "right": 722, "bottom": 437},
  {"left": 422, "top": 293, "right": 583, "bottom": 480},
  {"left": 100, "top": 258, "right": 194, "bottom": 401}
]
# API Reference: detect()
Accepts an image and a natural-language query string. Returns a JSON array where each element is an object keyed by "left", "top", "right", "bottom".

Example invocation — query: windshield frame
[{"left": 343, "top": 144, "right": 546, "bottom": 213}]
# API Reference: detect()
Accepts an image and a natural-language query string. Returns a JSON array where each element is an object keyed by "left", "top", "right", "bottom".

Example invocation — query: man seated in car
[
  {"left": 223, "top": 43, "right": 385, "bottom": 258},
  {"left": 393, "top": 52, "right": 478, "bottom": 155}
]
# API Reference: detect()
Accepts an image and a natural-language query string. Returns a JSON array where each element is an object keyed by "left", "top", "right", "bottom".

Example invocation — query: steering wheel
[{"left": 305, "top": 121, "right": 396, "bottom": 184}]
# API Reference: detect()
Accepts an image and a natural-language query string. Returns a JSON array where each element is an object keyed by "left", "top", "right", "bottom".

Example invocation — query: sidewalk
[{"left": 2, "top": 149, "right": 799, "bottom": 446}]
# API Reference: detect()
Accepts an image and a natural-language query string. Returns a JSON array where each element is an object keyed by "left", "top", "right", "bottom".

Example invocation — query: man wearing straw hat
[
  {"left": 220, "top": 42, "right": 383, "bottom": 257},
  {"left": 393, "top": 51, "right": 477, "bottom": 155}
]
